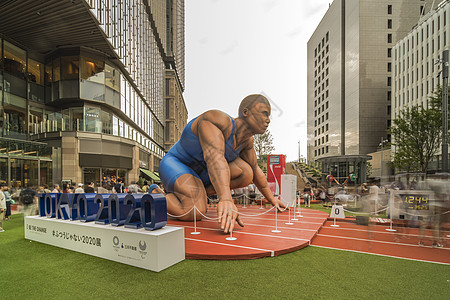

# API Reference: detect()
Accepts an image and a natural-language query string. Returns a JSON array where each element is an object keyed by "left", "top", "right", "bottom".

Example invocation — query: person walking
[
  {"left": 20, "top": 186, "right": 37, "bottom": 216},
  {"left": 303, "top": 183, "right": 312, "bottom": 207}
]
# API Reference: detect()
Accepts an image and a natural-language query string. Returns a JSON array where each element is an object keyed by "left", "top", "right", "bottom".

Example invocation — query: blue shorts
[{"left": 159, "top": 154, "right": 211, "bottom": 193}]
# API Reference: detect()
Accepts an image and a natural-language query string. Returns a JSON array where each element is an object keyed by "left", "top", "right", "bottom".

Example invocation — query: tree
[
  {"left": 253, "top": 130, "right": 275, "bottom": 169},
  {"left": 388, "top": 104, "right": 441, "bottom": 178}
]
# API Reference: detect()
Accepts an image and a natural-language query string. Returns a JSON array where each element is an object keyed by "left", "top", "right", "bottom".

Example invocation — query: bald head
[{"left": 238, "top": 94, "right": 270, "bottom": 118}]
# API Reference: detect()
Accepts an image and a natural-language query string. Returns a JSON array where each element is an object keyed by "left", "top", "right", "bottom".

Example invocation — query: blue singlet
[{"left": 159, "top": 116, "right": 242, "bottom": 192}]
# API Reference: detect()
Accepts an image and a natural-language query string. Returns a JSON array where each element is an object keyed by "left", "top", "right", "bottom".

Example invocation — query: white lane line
[
  {"left": 185, "top": 237, "right": 275, "bottom": 256},
  {"left": 310, "top": 245, "right": 450, "bottom": 265},
  {"left": 322, "top": 225, "right": 450, "bottom": 239},
  {"left": 315, "top": 233, "right": 450, "bottom": 250},
  {"left": 174, "top": 224, "right": 312, "bottom": 242},
  {"left": 199, "top": 218, "right": 323, "bottom": 232}
]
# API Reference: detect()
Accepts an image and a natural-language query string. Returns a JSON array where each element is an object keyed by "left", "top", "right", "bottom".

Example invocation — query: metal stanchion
[
  {"left": 292, "top": 198, "right": 299, "bottom": 221},
  {"left": 272, "top": 208, "right": 281, "bottom": 233},
  {"left": 330, "top": 198, "right": 339, "bottom": 227},
  {"left": 285, "top": 204, "right": 293, "bottom": 225},
  {"left": 191, "top": 205, "right": 200, "bottom": 235},
  {"left": 297, "top": 195, "right": 304, "bottom": 218},
  {"left": 224, "top": 209, "right": 237, "bottom": 240},
  {"left": 385, "top": 214, "right": 397, "bottom": 232}
]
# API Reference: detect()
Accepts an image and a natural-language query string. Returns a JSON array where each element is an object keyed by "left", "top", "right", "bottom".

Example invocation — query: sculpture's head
[{"left": 238, "top": 94, "right": 271, "bottom": 134}]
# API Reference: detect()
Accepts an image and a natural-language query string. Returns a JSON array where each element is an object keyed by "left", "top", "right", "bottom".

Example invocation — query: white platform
[{"left": 25, "top": 216, "right": 185, "bottom": 272}]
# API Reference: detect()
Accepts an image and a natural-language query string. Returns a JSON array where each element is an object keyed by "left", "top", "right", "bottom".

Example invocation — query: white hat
[{"left": 78, "top": 183, "right": 83, "bottom": 186}]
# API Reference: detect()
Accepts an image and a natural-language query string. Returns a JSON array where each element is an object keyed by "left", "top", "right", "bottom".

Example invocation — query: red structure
[{"left": 266, "top": 154, "right": 286, "bottom": 196}]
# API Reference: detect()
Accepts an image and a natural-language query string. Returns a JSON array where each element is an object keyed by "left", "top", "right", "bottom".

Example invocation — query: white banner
[{"left": 25, "top": 216, "right": 185, "bottom": 272}]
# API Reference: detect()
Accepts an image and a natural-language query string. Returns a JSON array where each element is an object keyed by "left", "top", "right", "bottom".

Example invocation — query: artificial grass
[{"left": 1, "top": 214, "right": 449, "bottom": 299}]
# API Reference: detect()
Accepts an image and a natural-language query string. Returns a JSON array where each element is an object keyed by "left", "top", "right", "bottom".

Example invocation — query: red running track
[
  {"left": 167, "top": 205, "right": 329, "bottom": 260},
  {"left": 311, "top": 219, "right": 450, "bottom": 265}
]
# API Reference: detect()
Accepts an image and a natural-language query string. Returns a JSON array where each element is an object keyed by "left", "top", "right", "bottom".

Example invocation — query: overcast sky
[{"left": 184, "top": 0, "right": 332, "bottom": 161}]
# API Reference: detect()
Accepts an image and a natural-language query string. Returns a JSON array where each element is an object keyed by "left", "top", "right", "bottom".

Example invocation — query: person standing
[
  {"left": 303, "top": 183, "right": 312, "bottom": 207},
  {"left": 52, "top": 184, "right": 61, "bottom": 193},
  {"left": 113, "top": 178, "right": 124, "bottom": 194},
  {"left": 2, "top": 185, "right": 14, "bottom": 220},
  {"left": 74, "top": 183, "right": 84, "bottom": 193},
  {"left": 0, "top": 184, "right": 6, "bottom": 232},
  {"left": 84, "top": 182, "right": 95, "bottom": 193}
]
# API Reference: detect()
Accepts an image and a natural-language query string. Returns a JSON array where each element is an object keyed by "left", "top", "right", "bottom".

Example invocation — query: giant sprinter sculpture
[{"left": 159, "top": 94, "right": 285, "bottom": 233}]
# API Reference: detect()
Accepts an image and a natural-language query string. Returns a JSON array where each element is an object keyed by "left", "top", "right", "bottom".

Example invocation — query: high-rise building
[
  {"left": 392, "top": 0, "right": 449, "bottom": 171},
  {"left": 307, "top": 0, "right": 436, "bottom": 182},
  {"left": 0, "top": 0, "right": 187, "bottom": 189}
]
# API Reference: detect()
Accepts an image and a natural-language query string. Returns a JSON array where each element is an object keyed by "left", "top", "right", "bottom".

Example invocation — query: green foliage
[
  {"left": 254, "top": 130, "right": 275, "bottom": 166},
  {"left": 366, "top": 161, "right": 372, "bottom": 178},
  {"left": 388, "top": 97, "right": 442, "bottom": 175}
]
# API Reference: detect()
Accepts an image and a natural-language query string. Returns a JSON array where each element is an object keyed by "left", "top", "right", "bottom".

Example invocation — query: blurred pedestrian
[
  {"left": 42, "top": 184, "right": 51, "bottom": 193},
  {"left": 0, "top": 184, "right": 6, "bottom": 232},
  {"left": 2, "top": 184, "right": 14, "bottom": 220},
  {"left": 20, "top": 186, "right": 37, "bottom": 216},
  {"left": 142, "top": 181, "right": 149, "bottom": 193},
  {"left": 74, "top": 183, "right": 84, "bottom": 193},
  {"left": 85, "top": 182, "right": 95, "bottom": 193},
  {"left": 113, "top": 178, "right": 124, "bottom": 193},
  {"left": 303, "top": 183, "right": 312, "bottom": 207},
  {"left": 52, "top": 184, "right": 61, "bottom": 193},
  {"left": 127, "top": 181, "right": 142, "bottom": 194}
]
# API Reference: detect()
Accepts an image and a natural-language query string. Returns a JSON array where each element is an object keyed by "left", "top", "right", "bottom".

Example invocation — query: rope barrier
[
  {"left": 230, "top": 205, "right": 276, "bottom": 217},
  {"left": 342, "top": 206, "right": 388, "bottom": 215},
  {"left": 167, "top": 206, "right": 195, "bottom": 218},
  {"left": 194, "top": 206, "right": 221, "bottom": 220}
]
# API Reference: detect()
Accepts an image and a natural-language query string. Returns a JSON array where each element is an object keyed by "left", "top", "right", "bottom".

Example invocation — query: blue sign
[
  {"left": 270, "top": 155, "right": 279, "bottom": 165},
  {"left": 38, "top": 193, "right": 167, "bottom": 231}
]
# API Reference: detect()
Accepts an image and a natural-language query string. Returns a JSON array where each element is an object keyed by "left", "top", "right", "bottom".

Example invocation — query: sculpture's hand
[
  {"left": 269, "top": 197, "right": 286, "bottom": 212},
  {"left": 217, "top": 200, "right": 244, "bottom": 233}
]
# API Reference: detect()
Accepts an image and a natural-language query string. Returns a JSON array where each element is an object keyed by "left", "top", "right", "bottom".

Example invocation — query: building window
[
  {"left": 388, "top": 5, "right": 392, "bottom": 14},
  {"left": 387, "top": 48, "right": 392, "bottom": 58},
  {"left": 387, "top": 62, "right": 392, "bottom": 72},
  {"left": 388, "top": 34, "right": 392, "bottom": 43},
  {"left": 387, "top": 91, "right": 391, "bottom": 101},
  {"left": 387, "top": 77, "right": 391, "bottom": 86},
  {"left": 388, "top": 19, "right": 392, "bottom": 29}
]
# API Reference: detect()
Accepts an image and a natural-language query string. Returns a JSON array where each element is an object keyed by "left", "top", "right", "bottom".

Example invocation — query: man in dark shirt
[
  {"left": 113, "top": 179, "right": 124, "bottom": 193},
  {"left": 84, "top": 182, "right": 95, "bottom": 193}
]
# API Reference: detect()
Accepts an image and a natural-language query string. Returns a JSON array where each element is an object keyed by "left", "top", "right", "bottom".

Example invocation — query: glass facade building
[
  {"left": 0, "top": 0, "right": 186, "bottom": 188},
  {"left": 307, "top": 0, "right": 437, "bottom": 182},
  {"left": 392, "top": 0, "right": 450, "bottom": 171}
]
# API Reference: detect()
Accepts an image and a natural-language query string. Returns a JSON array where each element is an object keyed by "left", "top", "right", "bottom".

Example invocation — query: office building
[
  {"left": 307, "top": 0, "right": 436, "bottom": 182},
  {"left": 0, "top": 0, "right": 187, "bottom": 189},
  {"left": 392, "top": 0, "right": 449, "bottom": 171}
]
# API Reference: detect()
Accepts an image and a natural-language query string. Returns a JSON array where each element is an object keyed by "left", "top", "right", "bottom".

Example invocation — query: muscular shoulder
[{"left": 192, "top": 110, "right": 233, "bottom": 136}]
